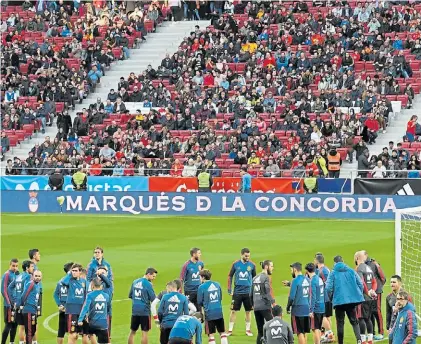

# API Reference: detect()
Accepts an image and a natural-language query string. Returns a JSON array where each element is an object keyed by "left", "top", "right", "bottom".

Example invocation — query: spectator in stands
[
  {"left": 406, "top": 115, "right": 417, "bottom": 142},
  {"left": 1, "top": 132, "right": 10, "bottom": 157},
  {"left": 99, "top": 144, "right": 116, "bottom": 160},
  {"left": 292, "top": 160, "right": 306, "bottom": 178},
  {"left": 372, "top": 160, "right": 387, "bottom": 179},
  {"left": 263, "top": 158, "right": 280, "bottom": 178},
  {"left": 357, "top": 150, "right": 370, "bottom": 178},
  {"left": 182, "top": 158, "right": 197, "bottom": 177}
]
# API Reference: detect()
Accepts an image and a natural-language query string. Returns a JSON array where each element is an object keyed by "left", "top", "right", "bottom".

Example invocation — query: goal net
[{"left": 395, "top": 206, "right": 421, "bottom": 329}]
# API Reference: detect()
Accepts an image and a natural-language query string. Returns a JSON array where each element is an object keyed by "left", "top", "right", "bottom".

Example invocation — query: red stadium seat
[
  {"left": 8, "top": 135, "right": 19, "bottom": 148},
  {"left": 22, "top": 124, "right": 35, "bottom": 138}
]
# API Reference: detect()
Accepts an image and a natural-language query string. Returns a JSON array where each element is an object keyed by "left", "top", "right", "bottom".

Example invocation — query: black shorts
[
  {"left": 66, "top": 314, "right": 89, "bottom": 335},
  {"left": 205, "top": 318, "right": 225, "bottom": 335},
  {"left": 231, "top": 294, "right": 253, "bottom": 312},
  {"left": 324, "top": 302, "right": 333, "bottom": 318},
  {"left": 16, "top": 310, "right": 24, "bottom": 325},
  {"left": 357, "top": 300, "right": 374, "bottom": 320},
  {"left": 169, "top": 338, "right": 191, "bottom": 344},
  {"left": 291, "top": 316, "right": 310, "bottom": 335},
  {"left": 3, "top": 306, "right": 13, "bottom": 324},
  {"left": 23, "top": 312, "right": 37, "bottom": 343},
  {"left": 160, "top": 327, "right": 172, "bottom": 344},
  {"left": 57, "top": 311, "right": 67, "bottom": 338},
  {"left": 130, "top": 315, "right": 151, "bottom": 332},
  {"left": 184, "top": 291, "right": 198, "bottom": 308},
  {"left": 311, "top": 313, "right": 324, "bottom": 330},
  {"left": 89, "top": 327, "right": 110, "bottom": 344}
]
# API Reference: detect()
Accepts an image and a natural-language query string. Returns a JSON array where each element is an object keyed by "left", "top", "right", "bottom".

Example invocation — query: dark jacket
[{"left": 48, "top": 172, "right": 64, "bottom": 190}]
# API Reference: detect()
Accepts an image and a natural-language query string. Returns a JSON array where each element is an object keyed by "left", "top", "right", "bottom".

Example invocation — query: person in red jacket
[
  {"left": 406, "top": 115, "right": 417, "bottom": 142},
  {"left": 203, "top": 71, "right": 215, "bottom": 88},
  {"left": 305, "top": 159, "right": 319, "bottom": 177},
  {"left": 90, "top": 157, "right": 103, "bottom": 176},
  {"left": 364, "top": 114, "right": 380, "bottom": 144},
  {"left": 263, "top": 53, "right": 276, "bottom": 69},
  {"left": 171, "top": 159, "right": 184, "bottom": 177}
]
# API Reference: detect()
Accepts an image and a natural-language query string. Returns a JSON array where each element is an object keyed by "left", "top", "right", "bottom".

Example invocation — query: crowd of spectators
[
  {"left": 3, "top": 0, "right": 421, "bottom": 179},
  {"left": 0, "top": 0, "right": 162, "bottom": 160}
]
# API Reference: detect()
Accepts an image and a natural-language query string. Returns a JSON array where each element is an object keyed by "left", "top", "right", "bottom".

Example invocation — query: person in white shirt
[
  {"left": 372, "top": 160, "right": 386, "bottom": 178},
  {"left": 182, "top": 158, "right": 198, "bottom": 177}
]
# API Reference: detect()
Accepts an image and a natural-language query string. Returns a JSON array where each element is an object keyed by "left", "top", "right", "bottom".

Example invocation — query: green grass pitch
[{"left": 0, "top": 214, "right": 408, "bottom": 343}]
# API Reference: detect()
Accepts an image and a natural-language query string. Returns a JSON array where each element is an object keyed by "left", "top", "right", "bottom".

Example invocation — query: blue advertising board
[
  {"left": 0, "top": 176, "right": 149, "bottom": 192},
  {"left": 1, "top": 191, "right": 416, "bottom": 219},
  {"left": 0, "top": 176, "right": 351, "bottom": 193}
]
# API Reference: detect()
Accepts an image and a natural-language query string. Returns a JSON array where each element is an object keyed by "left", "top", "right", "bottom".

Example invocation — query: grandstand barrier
[
  {"left": 354, "top": 178, "right": 421, "bottom": 195},
  {"left": 1, "top": 191, "right": 419, "bottom": 219},
  {"left": 0, "top": 176, "right": 352, "bottom": 193}
]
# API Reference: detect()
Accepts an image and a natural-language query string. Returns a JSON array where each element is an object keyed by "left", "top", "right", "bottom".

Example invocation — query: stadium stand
[{"left": 2, "top": 0, "right": 421, "bottom": 179}]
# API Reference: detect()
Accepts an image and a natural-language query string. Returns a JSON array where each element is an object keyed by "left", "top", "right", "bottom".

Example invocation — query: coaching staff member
[
  {"left": 325, "top": 255, "right": 364, "bottom": 344},
  {"left": 48, "top": 168, "right": 64, "bottom": 190},
  {"left": 252, "top": 260, "right": 274, "bottom": 344}
]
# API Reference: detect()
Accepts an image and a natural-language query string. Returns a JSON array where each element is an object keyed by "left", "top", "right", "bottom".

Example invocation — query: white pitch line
[{"left": 42, "top": 298, "right": 130, "bottom": 334}]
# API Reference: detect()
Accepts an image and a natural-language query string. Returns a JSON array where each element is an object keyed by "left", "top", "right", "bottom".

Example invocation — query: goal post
[{"left": 395, "top": 206, "right": 421, "bottom": 328}]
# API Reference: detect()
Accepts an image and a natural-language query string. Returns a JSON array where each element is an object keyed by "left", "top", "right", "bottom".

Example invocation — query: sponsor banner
[
  {"left": 354, "top": 179, "right": 421, "bottom": 196},
  {"left": 1, "top": 176, "right": 149, "bottom": 192},
  {"left": 318, "top": 178, "right": 352, "bottom": 194},
  {"left": 1, "top": 176, "right": 351, "bottom": 193},
  {"left": 2, "top": 190, "right": 418, "bottom": 219},
  {"left": 149, "top": 177, "right": 304, "bottom": 193},
  {"left": 149, "top": 177, "right": 350, "bottom": 193},
  {"left": 251, "top": 178, "right": 303, "bottom": 194}
]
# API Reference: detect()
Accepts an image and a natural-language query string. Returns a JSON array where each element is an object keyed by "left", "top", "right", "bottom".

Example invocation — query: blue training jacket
[
  {"left": 325, "top": 262, "right": 364, "bottom": 307},
  {"left": 197, "top": 280, "right": 223, "bottom": 321},
  {"left": 61, "top": 273, "right": 88, "bottom": 315},
  {"left": 86, "top": 258, "right": 113, "bottom": 282},
  {"left": 158, "top": 291, "right": 189, "bottom": 329},
  {"left": 288, "top": 275, "right": 310, "bottom": 317},
  {"left": 53, "top": 277, "right": 68, "bottom": 307},
  {"left": 228, "top": 260, "right": 256, "bottom": 295},
  {"left": 78, "top": 290, "right": 110, "bottom": 330},
  {"left": 310, "top": 275, "right": 325, "bottom": 314},
  {"left": 169, "top": 315, "right": 202, "bottom": 344},
  {"left": 129, "top": 277, "right": 156, "bottom": 316},
  {"left": 8, "top": 271, "right": 31, "bottom": 306},
  {"left": 316, "top": 266, "right": 331, "bottom": 302},
  {"left": 180, "top": 260, "right": 204, "bottom": 293},
  {"left": 389, "top": 302, "right": 418, "bottom": 344},
  {"left": 17, "top": 280, "right": 41, "bottom": 314},
  {"left": 1, "top": 270, "right": 16, "bottom": 308}
]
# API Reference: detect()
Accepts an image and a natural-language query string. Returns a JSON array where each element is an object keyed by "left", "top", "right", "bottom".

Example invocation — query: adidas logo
[
  {"left": 269, "top": 320, "right": 283, "bottom": 327},
  {"left": 302, "top": 279, "right": 310, "bottom": 287},
  {"left": 95, "top": 294, "right": 107, "bottom": 302},
  {"left": 168, "top": 295, "right": 181, "bottom": 303},
  {"left": 208, "top": 283, "right": 218, "bottom": 292},
  {"left": 396, "top": 183, "right": 415, "bottom": 196},
  {"left": 254, "top": 276, "right": 261, "bottom": 283},
  {"left": 134, "top": 282, "right": 143, "bottom": 289}
]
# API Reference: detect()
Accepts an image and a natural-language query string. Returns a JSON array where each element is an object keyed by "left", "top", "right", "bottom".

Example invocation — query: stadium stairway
[
  {"left": 340, "top": 95, "right": 421, "bottom": 178},
  {"left": 7, "top": 20, "right": 210, "bottom": 161}
]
